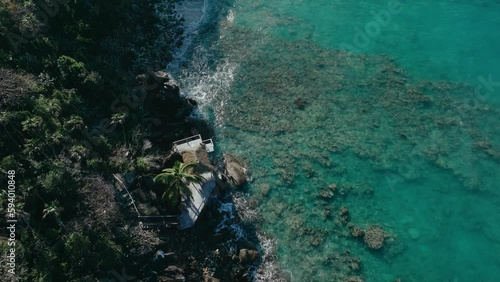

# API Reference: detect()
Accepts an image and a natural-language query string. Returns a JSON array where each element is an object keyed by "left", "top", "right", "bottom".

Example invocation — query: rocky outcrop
[
  {"left": 136, "top": 71, "right": 177, "bottom": 94},
  {"left": 223, "top": 152, "right": 247, "bottom": 187},
  {"left": 337, "top": 206, "right": 349, "bottom": 224},
  {"left": 137, "top": 71, "right": 212, "bottom": 149},
  {"left": 238, "top": 249, "right": 259, "bottom": 265}
]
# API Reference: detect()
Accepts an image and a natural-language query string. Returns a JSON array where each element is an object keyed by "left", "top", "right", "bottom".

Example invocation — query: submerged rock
[
  {"left": 364, "top": 226, "right": 386, "bottom": 250},
  {"left": 346, "top": 276, "right": 365, "bottom": 282},
  {"left": 223, "top": 152, "right": 247, "bottom": 187},
  {"left": 348, "top": 225, "right": 365, "bottom": 238},
  {"left": 165, "top": 265, "right": 183, "bottom": 274},
  {"left": 203, "top": 276, "right": 220, "bottom": 282}
]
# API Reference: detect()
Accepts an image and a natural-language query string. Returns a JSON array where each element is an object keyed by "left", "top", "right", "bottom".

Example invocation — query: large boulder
[
  {"left": 223, "top": 152, "right": 247, "bottom": 187},
  {"left": 238, "top": 249, "right": 259, "bottom": 265},
  {"left": 136, "top": 71, "right": 172, "bottom": 93}
]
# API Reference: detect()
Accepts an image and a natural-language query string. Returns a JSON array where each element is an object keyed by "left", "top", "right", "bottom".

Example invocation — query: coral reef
[
  {"left": 364, "top": 226, "right": 388, "bottom": 250},
  {"left": 178, "top": 18, "right": 500, "bottom": 282},
  {"left": 348, "top": 224, "right": 365, "bottom": 238}
]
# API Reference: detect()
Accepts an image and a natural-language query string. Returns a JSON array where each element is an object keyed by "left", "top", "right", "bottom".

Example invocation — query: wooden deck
[{"left": 173, "top": 134, "right": 214, "bottom": 153}]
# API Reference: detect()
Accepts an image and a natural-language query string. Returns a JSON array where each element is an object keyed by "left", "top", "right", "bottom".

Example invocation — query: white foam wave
[
  {"left": 177, "top": 47, "right": 237, "bottom": 117},
  {"left": 220, "top": 193, "right": 288, "bottom": 282},
  {"left": 232, "top": 193, "right": 260, "bottom": 222},
  {"left": 254, "top": 232, "right": 290, "bottom": 282}
]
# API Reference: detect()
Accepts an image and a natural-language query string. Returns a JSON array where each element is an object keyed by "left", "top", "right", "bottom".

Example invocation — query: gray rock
[
  {"left": 238, "top": 249, "right": 259, "bottom": 265},
  {"left": 165, "top": 265, "right": 183, "bottom": 274},
  {"left": 174, "top": 274, "right": 185, "bottom": 282},
  {"left": 203, "top": 276, "right": 220, "bottom": 282},
  {"left": 223, "top": 152, "right": 247, "bottom": 187}
]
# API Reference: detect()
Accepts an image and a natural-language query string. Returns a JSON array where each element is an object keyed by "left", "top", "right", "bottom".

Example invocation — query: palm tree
[{"left": 153, "top": 161, "right": 204, "bottom": 207}]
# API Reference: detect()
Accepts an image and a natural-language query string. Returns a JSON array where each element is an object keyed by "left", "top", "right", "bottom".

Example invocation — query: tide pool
[{"left": 173, "top": 0, "right": 500, "bottom": 281}]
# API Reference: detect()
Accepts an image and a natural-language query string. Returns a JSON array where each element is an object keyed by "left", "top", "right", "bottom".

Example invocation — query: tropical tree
[{"left": 153, "top": 161, "right": 204, "bottom": 207}]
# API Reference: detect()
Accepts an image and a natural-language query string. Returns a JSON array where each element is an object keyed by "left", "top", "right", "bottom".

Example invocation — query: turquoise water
[{"left": 174, "top": 0, "right": 500, "bottom": 281}]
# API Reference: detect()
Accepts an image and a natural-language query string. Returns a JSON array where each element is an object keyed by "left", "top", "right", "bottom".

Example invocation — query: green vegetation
[
  {"left": 0, "top": 0, "right": 184, "bottom": 280},
  {"left": 154, "top": 161, "right": 205, "bottom": 207}
]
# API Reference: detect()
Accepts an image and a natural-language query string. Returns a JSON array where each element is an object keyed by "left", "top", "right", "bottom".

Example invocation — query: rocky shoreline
[
  {"left": 128, "top": 1, "right": 294, "bottom": 281},
  {"left": 116, "top": 69, "right": 288, "bottom": 281}
]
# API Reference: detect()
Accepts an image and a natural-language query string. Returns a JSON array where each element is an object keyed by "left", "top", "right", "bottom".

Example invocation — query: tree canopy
[{"left": 0, "top": 0, "right": 183, "bottom": 279}]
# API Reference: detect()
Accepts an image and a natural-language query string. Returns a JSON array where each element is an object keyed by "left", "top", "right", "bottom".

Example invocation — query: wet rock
[
  {"left": 187, "top": 98, "right": 198, "bottom": 106},
  {"left": 174, "top": 274, "right": 185, "bottom": 281},
  {"left": 203, "top": 276, "right": 220, "bottom": 282},
  {"left": 223, "top": 152, "right": 247, "bottom": 187},
  {"left": 165, "top": 265, "right": 184, "bottom": 274},
  {"left": 136, "top": 71, "right": 173, "bottom": 93},
  {"left": 238, "top": 249, "right": 259, "bottom": 265}
]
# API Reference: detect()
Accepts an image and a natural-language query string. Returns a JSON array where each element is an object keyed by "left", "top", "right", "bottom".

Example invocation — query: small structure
[
  {"left": 173, "top": 134, "right": 214, "bottom": 153},
  {"left": 174, "top": 135, "right": 216, "bottom": 229},
  {"left": 112, "top": 135, "right": 217, "bottom": 230}
]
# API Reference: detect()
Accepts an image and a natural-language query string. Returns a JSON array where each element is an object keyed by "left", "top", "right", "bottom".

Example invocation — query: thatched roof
[{"left": 180, "top": 144, "right": 213, "bottom": 173}]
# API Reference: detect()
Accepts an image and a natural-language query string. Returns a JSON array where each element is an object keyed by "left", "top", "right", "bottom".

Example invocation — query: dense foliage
[{"left": 0, "top": 0, "right": 183, "bottom": 280}]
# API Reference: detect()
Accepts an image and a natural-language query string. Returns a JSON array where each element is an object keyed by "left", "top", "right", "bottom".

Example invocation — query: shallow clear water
[{"left": 173, "top": 0, "right": 500, "bottom": 281}]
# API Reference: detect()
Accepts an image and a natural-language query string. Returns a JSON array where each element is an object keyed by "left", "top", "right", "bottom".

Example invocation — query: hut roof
[{"left": 180, "top": 144, "right": 213, "bottom": 173}]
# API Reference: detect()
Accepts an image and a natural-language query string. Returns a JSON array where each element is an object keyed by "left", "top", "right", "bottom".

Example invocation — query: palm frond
[{"left": 154, "top": 161, "right": 205, "bottom": 207}]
